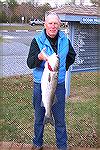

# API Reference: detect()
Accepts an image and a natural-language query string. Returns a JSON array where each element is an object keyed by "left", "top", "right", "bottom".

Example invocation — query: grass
[
  {"left": 0, "top": 36, "right": 3, "bottom": 42},
  {"left": 0, "top": 72, "right": 99, "bottom": 147},
  {"left": 0, "top": 24, "right": 65, "bottom": 31},
  {"left": 0, "top": 24, "right": 44, "bottom": 31}
]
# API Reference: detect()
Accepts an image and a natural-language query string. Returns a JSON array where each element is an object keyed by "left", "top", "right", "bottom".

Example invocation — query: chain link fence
[
  {"left": 1, "top": 71, "right": 99, "bottom": 148},
  {"left": 0, "top": 3, "right": 100, "bottom": 149}
]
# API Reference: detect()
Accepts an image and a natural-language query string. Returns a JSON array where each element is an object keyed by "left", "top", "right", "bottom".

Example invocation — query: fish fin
[
  {"left": 41, "top": 100, "right": 44, "bottom": 107},
  {"left": 44, "top": 115, "right": 55, "bottom": 126},
  {"left": 52, "top": 95, "right": 57, "bottom": 105},
  {"left": 48, "top": 73, "right": 51, "bottom": 82}
]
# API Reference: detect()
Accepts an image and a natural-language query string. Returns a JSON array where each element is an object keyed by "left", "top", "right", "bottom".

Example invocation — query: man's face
[{"left": 44, "top": 16, "right": 61, "bottom": 38}]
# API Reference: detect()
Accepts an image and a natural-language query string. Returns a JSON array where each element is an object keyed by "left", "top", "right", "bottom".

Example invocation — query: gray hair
[{"left": 45, "top": 12, "right": 61, "bottom": 23}]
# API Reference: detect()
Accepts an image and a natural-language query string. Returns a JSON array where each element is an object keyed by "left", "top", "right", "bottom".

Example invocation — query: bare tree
[
  {"left": 70, "top": 0, "right": 84, "bottom": 5},
  {"left": 71, "top": 0, "right": 75, "bottom": 4},
  {"left": 80, "top": 0, "right": 84, "bottom": 5},
  {"left": 90, "top": 0, "right": 100, "bottom": 6},
  {"left": 6, "top": 0, "right": 18, "bottom": 23},
  {"left": 38, "top": 3, "right": 51, "bottom": 20}
]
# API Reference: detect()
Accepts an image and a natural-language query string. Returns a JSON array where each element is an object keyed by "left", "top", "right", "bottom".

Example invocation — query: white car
[{"left": 29, "top": 19, "right": 44, "bottom": 26}]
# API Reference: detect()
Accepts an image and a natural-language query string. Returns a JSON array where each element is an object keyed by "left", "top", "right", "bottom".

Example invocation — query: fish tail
[{"left": 43, "top": 115, "right": 55, "bottom": 126}]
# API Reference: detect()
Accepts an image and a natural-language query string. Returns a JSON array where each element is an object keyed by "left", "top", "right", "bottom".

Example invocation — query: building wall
[{"left": 70, "top": 22, "right": 100, "bottom": 72}]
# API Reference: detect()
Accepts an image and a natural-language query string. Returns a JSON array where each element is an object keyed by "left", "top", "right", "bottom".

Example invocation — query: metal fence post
[{"left": 65, "top": 67, "right": 71, "bottom": 97}]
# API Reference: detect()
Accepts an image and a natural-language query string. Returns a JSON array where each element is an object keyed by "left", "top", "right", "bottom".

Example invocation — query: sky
[
  {"left": 38, "top": 0, "right": 91, "bottom": 6},
  {"left": 1, "top": 0, "right": 91, "bottom": 7}
]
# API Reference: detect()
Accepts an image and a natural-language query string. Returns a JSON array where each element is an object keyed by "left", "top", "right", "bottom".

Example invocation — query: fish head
[{"left": 47, "top": 53, "right": 59, "bottom": 72}]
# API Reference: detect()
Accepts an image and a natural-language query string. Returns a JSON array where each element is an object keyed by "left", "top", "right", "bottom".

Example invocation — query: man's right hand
[{"left": 38, "top": 48, "right": 48, "bottom": 61}]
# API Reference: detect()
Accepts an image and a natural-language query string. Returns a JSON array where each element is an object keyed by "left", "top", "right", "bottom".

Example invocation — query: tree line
[
  {"left": 0, "top": 0, "right": 52, "bottom": 23},
  {"left": 0, "top": 0, "right": 100, "bottom": 24}
]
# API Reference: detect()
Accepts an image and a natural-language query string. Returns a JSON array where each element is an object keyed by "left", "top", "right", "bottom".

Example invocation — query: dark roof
[{"left": 47, "top": 4, "right": 100, "bottom": 16}]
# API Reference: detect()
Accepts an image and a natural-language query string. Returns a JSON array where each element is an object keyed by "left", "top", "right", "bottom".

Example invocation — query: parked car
[{"left": 29, "top": 19, "right": 44, "bottom": 26}]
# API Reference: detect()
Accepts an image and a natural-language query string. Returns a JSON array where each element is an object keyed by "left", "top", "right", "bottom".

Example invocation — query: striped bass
[{"left": 41, "top": 53, "right": 59, "bottom": 126}]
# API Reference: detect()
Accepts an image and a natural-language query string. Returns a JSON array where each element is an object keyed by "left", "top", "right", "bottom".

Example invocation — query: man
[{"left": 27, "top": 13, "right": 76, "bottom": 150}]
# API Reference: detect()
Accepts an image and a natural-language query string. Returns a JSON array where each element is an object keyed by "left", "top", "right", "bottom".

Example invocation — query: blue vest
[{"left": 33, "top": 29, "right": 69, "bottom": 83}]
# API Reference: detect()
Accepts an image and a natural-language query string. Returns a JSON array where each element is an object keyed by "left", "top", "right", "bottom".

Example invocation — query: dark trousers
[{"left": 32, "top": 82, "right": 67, "bottom": 149}]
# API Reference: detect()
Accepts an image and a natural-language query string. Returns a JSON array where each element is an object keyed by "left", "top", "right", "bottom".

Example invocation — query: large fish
[{"left": 41, "top": 53, "right": 59, "bottom": 126}]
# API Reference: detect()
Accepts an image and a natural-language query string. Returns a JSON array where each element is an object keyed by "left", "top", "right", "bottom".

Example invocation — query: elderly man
[{"left": 27, "top": 13, "right": 76, "bottom": 150}]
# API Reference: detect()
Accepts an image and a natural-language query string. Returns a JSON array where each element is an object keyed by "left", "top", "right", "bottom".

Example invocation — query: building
[
  {"left": 46, "top": 4, "right": 100, "bottom": 95},
  {"left": 46, "top": 4, "right": 100, "bottom": 72}
]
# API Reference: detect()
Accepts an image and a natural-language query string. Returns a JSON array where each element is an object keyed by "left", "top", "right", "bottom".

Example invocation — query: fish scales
[{"left": 41, "top": 53, "right": 59, "bottom": 126}]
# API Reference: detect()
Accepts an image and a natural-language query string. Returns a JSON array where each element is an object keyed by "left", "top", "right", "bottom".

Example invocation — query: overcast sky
[{"left": 1, "top": 0, "right": 91, "bottom": 7}]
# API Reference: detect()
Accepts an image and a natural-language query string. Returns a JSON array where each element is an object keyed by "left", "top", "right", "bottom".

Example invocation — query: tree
[
  {"left": 90, "top": 0, "right": 100, "bottom": 6},
  {"left": 6, "top": 0, "right": 18, "bottom": 23},
  {"left": 0, "top": 1, "right": 52, "bottom": 23},
  {"left": 0, "top": 11, "right": 8, "bottom": 23},
  {"left": 38, "top": 3, "right": 52, "bottom": 20},
  {"left": 15, "top": 2, "right": 36, "bottom": 23},
  {"left": 6, "top": 0, "right": 17, "bottom": 11}
]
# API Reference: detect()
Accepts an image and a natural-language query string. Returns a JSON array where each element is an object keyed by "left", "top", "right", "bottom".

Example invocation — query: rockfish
[{"left": 41, "top": 53, "right": 59, "bottom": 126}]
